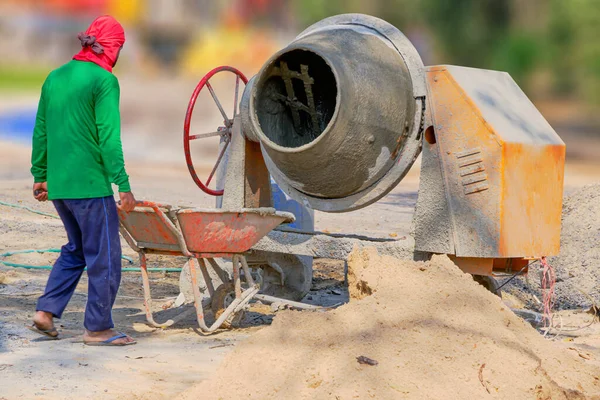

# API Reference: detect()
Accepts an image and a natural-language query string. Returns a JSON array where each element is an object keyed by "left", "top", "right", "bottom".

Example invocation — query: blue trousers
[{"left": 36, "top": 196, "right": 122, "bottom": 332}]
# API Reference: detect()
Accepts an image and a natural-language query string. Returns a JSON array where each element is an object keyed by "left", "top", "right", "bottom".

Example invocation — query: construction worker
[{"left": 29, "top": 15, "right": 137, "bottom": 346}]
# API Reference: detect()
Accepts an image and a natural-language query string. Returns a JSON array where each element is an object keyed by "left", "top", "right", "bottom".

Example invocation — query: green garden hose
[
  {"left": 1, "top": 201, "right": 182, "bottom": 272},
  {"left": 0, "top": 247, "right": 181, "bottom": 272},
  {"left": 0, "top": 200, "right": 60, "bottom": 219}
]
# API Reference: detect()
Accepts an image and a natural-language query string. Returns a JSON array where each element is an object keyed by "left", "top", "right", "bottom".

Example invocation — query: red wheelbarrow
[{"left": 117, "top": 201, "right": 295, "bottom": 332}]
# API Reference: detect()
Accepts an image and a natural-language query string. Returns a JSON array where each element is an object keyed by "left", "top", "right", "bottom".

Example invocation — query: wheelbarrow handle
[
  {"left": 134, "top": 200, "right": 173, "bottom": 210},
  {"left": 116, "top": 200, "right": 173, "bottom": 211}
]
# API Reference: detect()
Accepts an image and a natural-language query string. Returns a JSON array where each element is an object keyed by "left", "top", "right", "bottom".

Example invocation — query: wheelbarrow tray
[
  {"left": 117, "top": 203, "right": 180, "bottom": 252},
  {"left": 176, "top": 208, "right": 295, "bottom": 254}
]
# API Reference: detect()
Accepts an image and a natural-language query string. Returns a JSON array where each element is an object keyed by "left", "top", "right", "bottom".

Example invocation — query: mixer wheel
[
  {"left": 184, "top": 66, "right": 248, "bottom": 196},
  {"left": 472, "top": 275, "right": 502, "bottom": 298},
  {"left": 256, "top": 252, "right": 313, "bottom": 301}
]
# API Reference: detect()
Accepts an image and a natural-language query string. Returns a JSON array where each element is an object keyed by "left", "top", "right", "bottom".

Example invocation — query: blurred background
[{"left": 0, "top": 0, "right": 598, "bottom": 195}]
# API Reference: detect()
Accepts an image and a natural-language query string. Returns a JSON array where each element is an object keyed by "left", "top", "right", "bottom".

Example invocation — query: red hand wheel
[{"left": 184, "top": 66, "right": 248, "bottom": 196}]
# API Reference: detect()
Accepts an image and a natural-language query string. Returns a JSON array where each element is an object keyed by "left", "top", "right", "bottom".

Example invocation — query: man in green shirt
[{"left": 29, "top": 16, "right": 137, "bottom": 346}]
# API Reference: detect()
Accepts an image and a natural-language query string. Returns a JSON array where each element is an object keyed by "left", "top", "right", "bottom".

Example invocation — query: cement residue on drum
[{"left": 247, "top": 19, "right": 421, "bottom": 205}]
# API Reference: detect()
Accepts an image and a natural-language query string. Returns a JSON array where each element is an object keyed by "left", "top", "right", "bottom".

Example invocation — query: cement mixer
[{"left": 183, "top": 14, "right": 565, "bottom": 300}]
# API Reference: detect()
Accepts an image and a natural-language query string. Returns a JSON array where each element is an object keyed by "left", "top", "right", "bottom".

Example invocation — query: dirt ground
[
  {"left": 0, "top": 139, "right": 418, "bottom": 399},
  {"left": 179, "top": 249, "right": 600, "bottom": 400},
  {"left": 1, "top": 91, "right": 600, "bottom": 398}
]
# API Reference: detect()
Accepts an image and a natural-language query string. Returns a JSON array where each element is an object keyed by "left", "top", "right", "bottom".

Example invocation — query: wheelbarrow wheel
[
  {"left": 254, "top": 252, "right": 313, "bottom": 301},
  {"left": 472, "top": 275, "right": 502, "bottom": 298},
  {"left": 211, "top": 283, "right": 244, "bottom": 329}
]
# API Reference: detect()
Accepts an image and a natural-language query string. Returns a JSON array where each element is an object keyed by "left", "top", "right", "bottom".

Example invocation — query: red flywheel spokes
[{"left": 184, "top": 66, "right": 248, "bottom": 196}]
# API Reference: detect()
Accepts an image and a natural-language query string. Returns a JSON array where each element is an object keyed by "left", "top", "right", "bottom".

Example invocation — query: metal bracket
[
  {"left": 415, "top": 95, "right": 427, "bottom": 140},
  {"left": 270, "top": 61, "right": 321, "bottom": 136}
]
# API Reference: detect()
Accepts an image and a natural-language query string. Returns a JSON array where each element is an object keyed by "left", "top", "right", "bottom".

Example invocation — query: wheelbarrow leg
[
  {"left": 232, "top": 255, "right": 242, "bottom": 298},
  {"left": 188, "top": 257, "right": 211, "bottom": 331},
  {"left": 139, "top": 252, "right": 176, "bottom": 328},
  {"left": 197, "top": 258, "right": 215, "bottom": 297},
  {"left": 190, "top": 255, "right": 260, "bottom": 333}
]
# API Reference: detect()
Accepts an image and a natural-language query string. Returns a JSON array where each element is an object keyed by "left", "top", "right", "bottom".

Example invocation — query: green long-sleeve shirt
[{"left": 31, "top": 60, "right": 130, "bottom": 200}]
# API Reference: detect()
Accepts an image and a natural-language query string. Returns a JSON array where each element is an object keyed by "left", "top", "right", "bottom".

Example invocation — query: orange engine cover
[{"left": 413, "top": 65, "right": 565, "bottom": 260}]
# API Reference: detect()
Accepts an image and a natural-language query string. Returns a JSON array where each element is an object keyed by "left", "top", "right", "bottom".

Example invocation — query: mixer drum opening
[
  {"left": 255, "top": 49, "right": 337, "bottom": 149},
  {"left": 243, "top": 14, "right": 428, "bottom": 211}
]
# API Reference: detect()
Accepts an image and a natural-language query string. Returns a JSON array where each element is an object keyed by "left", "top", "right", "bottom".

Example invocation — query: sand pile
[
  {"left": 508, "top": 184, "right": 600, "bottom": 310},
  {"left": 178, "top": 248, "right": 600, "bottom": 400},
  {"left": 548, "top": 183, "right": 600, "bottom": 308}
]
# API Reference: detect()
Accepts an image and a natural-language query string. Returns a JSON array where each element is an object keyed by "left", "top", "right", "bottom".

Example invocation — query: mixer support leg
[
  {"left": 197, "top": 258, "right": 215, "bottom": 297},
  {"left": 188, "top": 257, "right": 210, "bottom": 330},
  {"left": 239, "top": 255, "right": 255, "bottom": 286},
  {"left": 232, "top": 255, "right": 242, "bottom": 299},
  {"left": 206, "top": 258, "right": 231, "bottom": 285},
  {"left": 139, "top": 252, "right": 175, "bottom": 328}
]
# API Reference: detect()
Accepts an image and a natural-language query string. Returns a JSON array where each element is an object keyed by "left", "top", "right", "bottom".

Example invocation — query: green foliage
[
  {"left": 292, "top": 0, "right": 421, "bottom": 29},
  {"left": 545, "top": 0, "right": 600, "bottom": 104},
  {"left": 292, "top": 0, "right": 359, "bottom": 25},
  {"left": 491, "top": 33, "right": 540, "bottom": 88},
  {"left": 0, "top": 65, "right": 47, "bottom": 93},
  {"left": 420, "top": 0, "right": 511, "bottom": 69},
  {"left": 291, "top": 0, "right": 600, "bottom": 105},
  {"left": 547, "top": 0, "right": 577, "bottom": 95},
  {"left": 568, "top": 0, "right": 600, "bottom": 104}
]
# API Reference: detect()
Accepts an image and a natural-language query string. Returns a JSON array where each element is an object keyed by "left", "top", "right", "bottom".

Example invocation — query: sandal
[
  {"left": 27, "top": 323, "right": 59, "bottom": 340},
  {"left": 84, "top": 332, "right": 136, "bottom": 346}
]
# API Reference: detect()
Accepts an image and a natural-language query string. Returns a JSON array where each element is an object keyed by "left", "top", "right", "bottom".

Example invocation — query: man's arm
[
  {"left": 96, "top": 74, "right": 130, "bottom": 192},
  {"left": 95, "top": 75, "right": 136, "bottom": 211},
  {"left": 31, "top": 79, "right": 48, "bottom": 201}
]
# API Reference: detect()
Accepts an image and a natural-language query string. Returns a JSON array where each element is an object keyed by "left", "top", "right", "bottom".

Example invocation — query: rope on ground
[
  {"left": 0, "top": 200, "right": 60, "bottom": 219},
  {"left": 0, "top": 248, "right": 182, "bottom": 272},
  {"left": 575, "top": 287, "right": 600, "bottom": 322},
  {"left": 1, "top": 201, "right": 183, "bottom": 272},
  {"left": 543, "top": 316, "right": 596, "bottom": 335},
  {"left": 540, "top": 256, "right": 556, "bottom": 331}
]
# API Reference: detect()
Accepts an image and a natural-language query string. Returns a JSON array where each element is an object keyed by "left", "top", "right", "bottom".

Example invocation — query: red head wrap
[{"left": 73, "top": 16, "right": 125, "bottom": 73}]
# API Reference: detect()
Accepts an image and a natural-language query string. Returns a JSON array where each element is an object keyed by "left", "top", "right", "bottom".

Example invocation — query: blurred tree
[
  {"left": 547, "top": 0, "right": 577, "bottom": 96},
  {"left": 292, "top": 0, "right": 358, "bottom": 26},
  {"left": 546, "top": 0, "right": 600, "bottom": 105},
  {"left": 490, "top": 32, "right": 540, "bottom": 87},
  {"left": 292, "top": 0, "right": 422, "bottom": 31},
  {"left": 420, "top": 0, "right": 511, "bottom": 69},
  {"left": 290, "top": 0, "right": 600, "bottom": 106},
  {"left": 567, "top": 0, "right": 600, "bottom": 105},
  {"left": 293, "top": 0, "right": 515, "bottom": 70}
]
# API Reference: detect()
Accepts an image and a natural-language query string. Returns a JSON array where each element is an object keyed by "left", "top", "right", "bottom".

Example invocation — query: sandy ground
[
  {"left": 2, "top": 138, "right": 600, "bottom": 398},
  {"left": 179, "top": 249, "right": 600, "bottom": 400},
  {"left": 1, "top": 82, "right": 600, "bottom": 398},
  {"left": 0, "top": 138, "right": 419, "bottom": 399},
  {"left": 0, "top": 156, "right": 250, "bottom": 399}
]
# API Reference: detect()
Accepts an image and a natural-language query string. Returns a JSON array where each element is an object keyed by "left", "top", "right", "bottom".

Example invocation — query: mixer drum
[{"left": 243, "top": 14, "right": 428, "bottom": 212}]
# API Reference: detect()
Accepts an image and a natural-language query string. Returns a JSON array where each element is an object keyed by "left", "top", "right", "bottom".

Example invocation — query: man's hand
[
  {"left": 33, "top": 182, "right": 48, "bottom": 202},
  {"left": 118, "top": 191, "right": 136, "bottom": 212}
]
